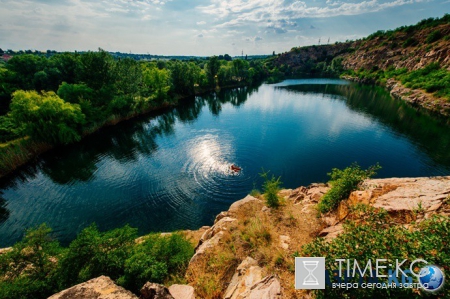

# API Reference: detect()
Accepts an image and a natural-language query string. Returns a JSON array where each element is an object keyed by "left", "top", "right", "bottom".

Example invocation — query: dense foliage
[
  {"left": 0, "top": 224, "right": 194, "bottom": 299},
  {"left": 303, "top": 206, "right": 450, "bottom": 298},
  {"left": 0, "top": 50, "right": 266, "bottom": 144},
  {"left": 366, "top": 13, "right": 449, "bottom": 41},
  {"left": 318, "top": 163, "right": 381, "bottom": 213}
]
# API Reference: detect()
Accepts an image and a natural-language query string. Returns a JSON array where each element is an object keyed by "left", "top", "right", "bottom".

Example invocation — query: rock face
[
  {"left": 140, "top": 282, "right": 174, "bottom": 299},
  {"left": 48, "top": 276, "right": 138, "bottom": 299},
  {"left": 224, "top": 257, "right": 281, "bottom": 299},
  {"left": 190, "top": 195, "right": 260, "bottom": 266},
  {"left": 369, "top": 177, "right": 450, "bottom": 218}
]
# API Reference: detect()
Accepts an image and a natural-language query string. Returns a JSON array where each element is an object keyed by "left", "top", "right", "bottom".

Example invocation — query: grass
[
  {"left": 186, "top": 187, "right": 323, "bottom": 299},
  {"left": 0, "top": 139, "right": 52, "bottom": 177}
]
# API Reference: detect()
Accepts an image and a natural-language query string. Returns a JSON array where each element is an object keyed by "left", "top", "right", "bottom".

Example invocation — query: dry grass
[{"left": 186, "top": 191, "right": 324, "bottom": 299}]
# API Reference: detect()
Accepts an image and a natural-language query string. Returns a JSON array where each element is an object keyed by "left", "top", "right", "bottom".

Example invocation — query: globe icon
[{"left": 419, "top": 265, "right": 445, "bottom": 292}]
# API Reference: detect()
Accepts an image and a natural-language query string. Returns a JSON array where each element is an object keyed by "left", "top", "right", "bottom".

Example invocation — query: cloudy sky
[{"left": 0, "top": 0, "right": 448, "bottom": 56}]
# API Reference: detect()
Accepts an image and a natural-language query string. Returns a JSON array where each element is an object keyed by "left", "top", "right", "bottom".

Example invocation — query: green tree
[
  {"left": 206, "top": 56, "right": 220, "bottom": 87},
  {"left": 78, "top": 49, "right": 115, "bottom": 91},
  {"left": 6, "top": 54, "right": 45, "bottom": 90},
  {"left": 9, "top": 90, "right": 85, "bottom": 144},
  {"left": 142, "top": 65, "right": 171, "bottom": 101}
]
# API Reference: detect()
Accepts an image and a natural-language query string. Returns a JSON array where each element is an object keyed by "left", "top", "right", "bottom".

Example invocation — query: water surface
[{"left": 1, "top": 79, "right": 449, "bottom": 247}]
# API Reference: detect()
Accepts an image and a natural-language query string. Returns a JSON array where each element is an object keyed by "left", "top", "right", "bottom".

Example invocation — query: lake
[{"left": 1, "top": 79, "right": 449, "bottom": 247}]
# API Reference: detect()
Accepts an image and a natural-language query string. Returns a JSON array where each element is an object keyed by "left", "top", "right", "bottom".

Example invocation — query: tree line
[{"left": 0, "top": 50, "right": 266, "bottom": 144}]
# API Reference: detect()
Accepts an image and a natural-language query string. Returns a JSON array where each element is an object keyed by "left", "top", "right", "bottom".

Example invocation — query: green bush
[
  {"left": 302, "top": 208, "right": 450, "bottom": 298},
  {"left": 119, "top": 233, "right": 194, "bottom": 292},
  {"left": 317, "top": 163, "right": 381, "bottom": 213},
  {"left": 402, "top": 37, "right": 417, "bottom": 48},
  {"left": 57, "top": 224, "right": 137, "bottom": 287},
  {"left": 260, "top": 170, "right": 282, "bottom": 208},
  {"left": 0, "top": 224, "right": 63, "bottom": 299},
  {"left": 426, "top": 30, "right": 442, "bottom": 44}
]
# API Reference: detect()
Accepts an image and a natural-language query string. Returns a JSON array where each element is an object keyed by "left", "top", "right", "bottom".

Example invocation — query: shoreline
[{"left": 342, "top": 75, "right": 450, "bottom": 119}]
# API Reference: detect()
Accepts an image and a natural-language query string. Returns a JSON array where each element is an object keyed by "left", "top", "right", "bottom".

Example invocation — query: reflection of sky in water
[
  {"left": 0, "top": 80, "right": 450, "bottom": 247},
  {"left": 185, "top": 134, "right": 235, "bottom": 176}
]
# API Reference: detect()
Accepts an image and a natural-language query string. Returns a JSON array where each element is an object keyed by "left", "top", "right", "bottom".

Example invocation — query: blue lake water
[{"left": 0, "top": 79, "right": 449, "bottom": 247}]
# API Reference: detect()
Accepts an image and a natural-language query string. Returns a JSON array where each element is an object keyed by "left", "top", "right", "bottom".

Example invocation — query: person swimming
[{"left": 230, "top": 164, "right": 241, "bottom": 172}]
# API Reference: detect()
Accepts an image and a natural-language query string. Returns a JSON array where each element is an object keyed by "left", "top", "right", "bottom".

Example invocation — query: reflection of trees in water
[
  {"left": 0, "top": 194, "right": 9, "bottom": 224},
  {"left": 0, "top": 86, "right": 256, "bottom": 187},
  {"left": 280, "top": 83, "right": 450, "bottom": 167},
  {"left": 203, "top": 86, "right": 259, "bottom": 115}
]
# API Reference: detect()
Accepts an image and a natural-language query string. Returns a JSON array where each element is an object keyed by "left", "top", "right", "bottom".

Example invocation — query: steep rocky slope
[{"left": 269, "top": 17, "right": 450, "bottom": 116}]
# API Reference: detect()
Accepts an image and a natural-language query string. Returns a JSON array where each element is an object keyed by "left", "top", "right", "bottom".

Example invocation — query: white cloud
[
  {"left": 198, "top": 0, "right": 426, "bottom": 29},
  {"left": 197, "top": 21, "right": 206, "bottom": 25}
]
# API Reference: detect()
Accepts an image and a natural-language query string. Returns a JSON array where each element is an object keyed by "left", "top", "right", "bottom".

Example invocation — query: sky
[{"left": 0, "top": 0, "right": 449, "bottom": 56}]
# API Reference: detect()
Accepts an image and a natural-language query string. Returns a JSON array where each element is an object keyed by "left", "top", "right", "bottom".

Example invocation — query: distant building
[{"left": 0, "top": 54, "right": 13, "bottom": 62}]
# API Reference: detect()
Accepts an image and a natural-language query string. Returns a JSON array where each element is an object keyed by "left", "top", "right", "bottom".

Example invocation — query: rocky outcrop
[
  {"left": 190, "top": 195, "right": 261, "bottom": 266},
  {"left": 224, "top": 257, "right": 281, "bottom": 299},
  {"left": 48, "top": 276, "right": 138, "bottom": 299},
  {"left": 315, "top": 176, "right": 450, "bottom": 239}
]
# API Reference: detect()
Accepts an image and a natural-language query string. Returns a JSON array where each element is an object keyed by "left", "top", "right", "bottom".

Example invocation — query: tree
[
  {"left": 206, "top": 56, "right": 220, "bottom": 87},
  {"left": 57, "top": 82, "right": 94, "bottom": 104},
  {"left": 142, "top": 65, "right": 171, "bottom": 101},
  {"left": 6, "top": 54, "right": 45, "bottom": 90},
  {"left": 78, "top": 49, "right": 115, "bottom": 91},
  {"left": 9, "top": 90, "right": 85, "bottom": 144}
]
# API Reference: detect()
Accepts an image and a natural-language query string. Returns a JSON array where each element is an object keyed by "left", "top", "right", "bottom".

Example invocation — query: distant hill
[{"left": 266, "top": 14, "right": 450, "bottom": 116}]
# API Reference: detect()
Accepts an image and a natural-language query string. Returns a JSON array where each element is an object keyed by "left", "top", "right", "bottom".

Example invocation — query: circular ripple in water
[{"left": 182, "top": 133, "right": 252, "bottom": 203}]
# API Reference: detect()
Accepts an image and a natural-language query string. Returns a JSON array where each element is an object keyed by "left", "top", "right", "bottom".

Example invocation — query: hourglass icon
[{"left": 303, "top": 260, "right": 319, "bottom": 285}]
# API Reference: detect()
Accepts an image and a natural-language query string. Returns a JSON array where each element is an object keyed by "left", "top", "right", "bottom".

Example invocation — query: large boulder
[{"left": 48, "top": 276, "right": 138, "bottom": 299}]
